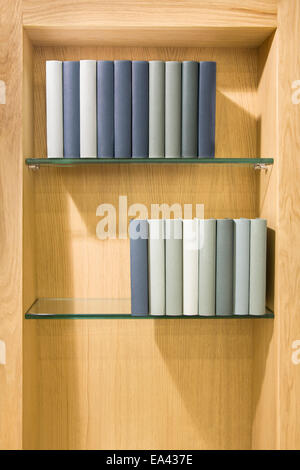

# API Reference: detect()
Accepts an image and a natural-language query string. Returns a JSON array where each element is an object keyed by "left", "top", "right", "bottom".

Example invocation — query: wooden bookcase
[{"left": 1, "top": 0, "right": 300, "bottom": 451}]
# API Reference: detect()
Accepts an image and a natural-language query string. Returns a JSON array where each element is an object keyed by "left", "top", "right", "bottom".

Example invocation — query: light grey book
[
  {"left": 233, "top": 219, "right": 250, "bottom": 315},
  {"left": 216, "top": 219, "right": 234, "bottom": 316},
  {"left": 149, "top": 61, "right": 165, "bottom": 158},
  {"left": 249, "top": 219, "right": 267, "bottom": 316},
  {"left": 182, "top": 61, "right": 198, "bottom": 158},
  {"left": 148, "top": 219, "right": 165, "bottom": 315},
  {"left": 165, "top": 219, "right": 183, "bottom": 316},
  {"left": 183, "top": 219, "right": 198, "bottom": 315},
  {"left": 165, "top": 61, "right": 182, "bottom": 158},
  {"left": 198, "top": 219, "right": 216, "bottom": 316},
  {"left": 80, "top": 60, "right": 97, "bottom": 158}
]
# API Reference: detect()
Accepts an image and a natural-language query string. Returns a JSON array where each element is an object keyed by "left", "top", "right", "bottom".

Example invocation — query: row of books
[
  {"left": 130, "top": 218, "right": 267, "bottom": 316},
  {"left": 46, "top": 60, "right": 216, "bottom": 159}
]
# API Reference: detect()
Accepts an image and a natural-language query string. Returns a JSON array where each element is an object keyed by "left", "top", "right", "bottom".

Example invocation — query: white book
[
  {"left": 148, "top": 219, "right": 165, "bottom": 315},
  {"left": 80, "top": 60, "right": 97, "bottom": 158},
  {"left": 46, "top": 61, "right": 63, "bottom": 158},
  {"left": 198, "top": 219, "right": 216, "bottom": 316},
  {"left": 165, "top": 219, "right": 183, "bottom": 316},
  {"left": 183, "top": 219, "right": 199, "bottom": 315}
]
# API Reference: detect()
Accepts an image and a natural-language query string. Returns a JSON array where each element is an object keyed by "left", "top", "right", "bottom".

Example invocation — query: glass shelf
[
  {"left": 25, "top": 298, "right": 274, "bottom": 319},
  {"left": 25, "top": 157, "right": 274, "bottom": 168}
]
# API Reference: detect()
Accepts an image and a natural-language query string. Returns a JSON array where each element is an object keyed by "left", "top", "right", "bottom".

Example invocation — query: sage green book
[
  {"left": 149, "top": 61, "right": 165, "bottom": 157},
  {"left": 165, "top": 61, "right": 181, "bottom": 158},
  {"left": 249, "top": 219, "right": 267, "bottom": 316},
  {"left": 148, "top": 219, "right": 165, "bottom": 315},
  {"left": 165, "top": 219, "right": 183, "bottom": 316}
]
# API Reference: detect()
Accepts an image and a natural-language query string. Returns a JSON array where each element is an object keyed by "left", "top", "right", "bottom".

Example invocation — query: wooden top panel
[{"left": 23, "top": 0, "right": 277, "bottom": 47}]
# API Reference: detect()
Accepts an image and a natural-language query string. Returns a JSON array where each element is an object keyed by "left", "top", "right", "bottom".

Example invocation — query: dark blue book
[
  {"left": 114, "top": 60, "right": 132, "bottom": 158},
  {"left": 63, "top": 61, "right": 80, "bottom": 158},
  {"left": 130, "top": 219, "right": 149, "bottom": 316},
  {"left": 198, "top": 61, "right": 216, "bottom": 158},
  {"left": 132, "top": 61, "right": 149, "bottom": 158},
  {"left": 97, "top": 61, "right": 114, "bottom": 158}
]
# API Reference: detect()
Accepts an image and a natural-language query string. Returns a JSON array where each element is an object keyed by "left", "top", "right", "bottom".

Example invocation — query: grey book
[
  {"left": 182, "top": 61, "right": 198, "bottom": 158},
  {"left": 63, "top": 61, "right": 80, "bottom": 158},
  {"left": 132, "top": 61, "right": 149, "bottom": 158},
  {"left": 148, "top": 219, "right": 165, "bottom": 315},
  {"left": 198, "top": 61, "right": 216, "bottom": 158},
  {"left": 130, "top": 219, "right": 149, "bottom": 316},
  {"left": 97, "top": 61, "right": 114, "bottom": 158},
  {"left": 165, "top": 61, "right": 181, "bottom": 158},
  {"left": 198, "top": 219, "right": 216, "bottom": 316},
  {"left": 165, "top": 219, "right": 183, "bottom": 316},
  {"left": 114, "top": 60, "right": 132, "bottom": 158},
  {"left": 249, "top": 219, "right": 267, "bottom": 316},
  {"left": 216, "top": 219, "right": 233, "bottom": 316},
  {"left": 233, "top": 219, "right": 250, "bottom": 315},
  {"left": 149, "top": 61, "right": 165, "bottom": 158}
]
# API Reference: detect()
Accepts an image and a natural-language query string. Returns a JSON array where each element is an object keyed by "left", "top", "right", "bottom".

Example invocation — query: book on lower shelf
[{"left": 129, "top": 218, "right": 268, "bottom": 317}]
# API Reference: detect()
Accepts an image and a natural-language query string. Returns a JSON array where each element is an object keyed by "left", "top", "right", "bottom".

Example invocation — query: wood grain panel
[
  {"left": 24, "top": 44, "right": 260, "bottom": 449},
  {"left": 22, "top": 0, "right": 277, "bottom": 47},
  {"left": 252, "top": 33, "right": 279, "bottom": 450},
  {"left": 0, "top": 0, "right": 23, "bottom": 450},
  {"left": 34, "top": 318, "right": 253, "bottom": 450},
  {"left": 23, "top": 0, "right": 277, "bottom": 27},
  {"left": 277, "top": 0, "right": 300, "bottom": 450}
]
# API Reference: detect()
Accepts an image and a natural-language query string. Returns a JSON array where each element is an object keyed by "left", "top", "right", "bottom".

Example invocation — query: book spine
[
  {"left": 114, "top": 60, "right": 132, "bottom": 158},
  {"left": 182, "top": 61, "right": 198, "bottom": 158},
  {"left": 165, "top": 61, "right": 182, "bottom": 158},
  {"left": 80, "top": 60, "right": 97, "bottom": 158},
  {"left": 183, "top": 219, "right": 199, "bottom": 315},
  {"left": 165, "top": 219, "right": 183, "bottom": 316},
  {"left": 132, "top": 61, "right": 149, "bottom": 158},
  {"left": 233, "top": 219, "right": 250, "bottom": 315},
  {"left": 216, "top": 219, "right": 233, "bottom": 316},
  {"left": 46, "top": 61, "right": 63, "bottom": 158},
  {"left": 249, "top": 219, "right": 267, "bottom": 316},
  {"left": 148, "top": 219, "right": 165, "bottom": 315},
  {"left": 198, "top": 219, "right": 216, "bottom": 316},
  {"left": 130, "top": 219, "right": 149, "bottom": 316},
  {"left": 97, "top": 61, "right": 114, "bottom": 158},
  {"left": 63, "top": 61, "right": 80, "bottom": 158},
  {"left": 198, "top": 61, "right": 216, "bottom": 158},
  {"left": 149, "top": 61, "right": 165, "bottom": 158}
]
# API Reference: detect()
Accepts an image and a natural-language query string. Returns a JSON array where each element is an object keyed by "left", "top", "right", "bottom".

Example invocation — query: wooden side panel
[
  {"left": 27, "top": 45, "right": 259, "bottom": 450},
  {"left": 0, "top": 0, "right": 23, "bottom": 450},
  {"left": 252, "top": 33, "right": 279, "bottom": 449},
  {"left": 22, "top": 31, "right": 39, "bottom": 451},
  {"left": 277, "top": 0, "right": 300, "bottom": 450}
]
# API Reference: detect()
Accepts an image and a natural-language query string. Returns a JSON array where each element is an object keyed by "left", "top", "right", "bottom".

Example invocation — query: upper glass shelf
[
  {"left": 25, "top": 157, "right": 274, "bottom": 168},
  {"left": 25, "top": 298, "right": 274, "bottom": 319}
]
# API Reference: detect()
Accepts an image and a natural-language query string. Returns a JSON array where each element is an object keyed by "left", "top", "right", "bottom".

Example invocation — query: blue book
[
  {"left": 114, "top": 60, "right": 132, "bottom": 158},
  {"left": 97, "top": 61, "right": 114, "bottom": 158},
  {"left": 198, "top": 61, "right": 216, "bottom": 158},
  {"left": 130, "top": 219, "right": 149, "bottom": 316},
  {"left": 132, "top": 61, "right": 149, "bottom": 158},
  {"left": 63, "top": 61, "right": 80, "bottom": 158}
]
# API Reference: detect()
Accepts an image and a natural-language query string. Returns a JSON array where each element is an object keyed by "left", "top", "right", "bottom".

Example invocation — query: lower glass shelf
[{"left": 25, "top": 298, "right": 274, "bottom": 319}]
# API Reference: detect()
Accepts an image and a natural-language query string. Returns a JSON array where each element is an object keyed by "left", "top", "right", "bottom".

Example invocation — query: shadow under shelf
[{"left": 25, "top": 298, "right": 274, "bottom": 319}]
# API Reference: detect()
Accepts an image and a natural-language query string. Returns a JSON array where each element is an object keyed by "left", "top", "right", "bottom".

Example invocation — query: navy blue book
[
  {"left": 132, "top": 61, "right": 149, "bottom": 158},
  {"left": 114, "top": 60, "right": 132, "bottom": 158},
  {"left": 97, "top": 61, "right": 114, "bottom": 158},
  {"left": 198, "top": 61, "right": 216, "bottom": 158},
  {"left": 130, "top": 219, "right": 149, "bottom": 316},
  {"left": 63, "top": 61, "right": 80, "bottom": 158}
]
